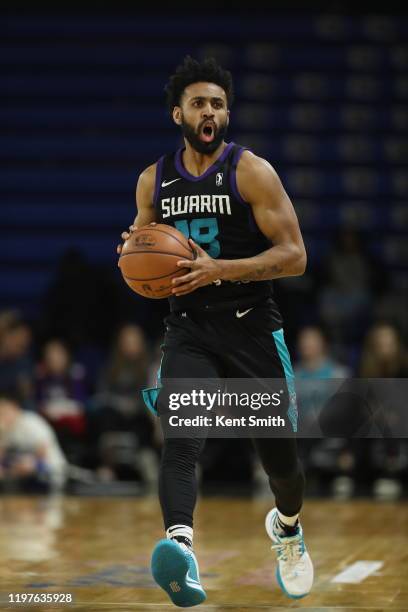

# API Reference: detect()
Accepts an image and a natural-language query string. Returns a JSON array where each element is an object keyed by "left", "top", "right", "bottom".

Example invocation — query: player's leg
[
  {"left": 148, "top": 312, "right": 222, "bottom": 607},
  {"left": 218, "top": 300, "right": 314, "bottom": 598},
  {"left": 253, "top": 437, "right": 313, "bottom": 598},
  {"left": 159, "top": 436, "right": 206, "bottom": 533},
  {"left": 252, "top": 437, "right": 305, "bottom": 523},
  {"left": 157, "top": 319, "right": 222, "bottom": 537}
]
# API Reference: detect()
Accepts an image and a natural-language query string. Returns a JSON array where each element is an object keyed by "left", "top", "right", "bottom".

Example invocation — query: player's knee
[
  {"left": 266, "top": 458, "right": 304, "bottom": 484},
  {"left": 161, "top": 438, "right": 204, "bottom": 471}
]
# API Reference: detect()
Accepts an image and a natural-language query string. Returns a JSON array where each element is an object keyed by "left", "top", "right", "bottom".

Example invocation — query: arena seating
[{"left": 1, "top": 14, "right": 407, "bottom": 314}]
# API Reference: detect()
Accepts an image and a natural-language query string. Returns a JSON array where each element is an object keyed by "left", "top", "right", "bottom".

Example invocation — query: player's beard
[{"left": 180, "top": 116, "right": 228, "bottom": 155}]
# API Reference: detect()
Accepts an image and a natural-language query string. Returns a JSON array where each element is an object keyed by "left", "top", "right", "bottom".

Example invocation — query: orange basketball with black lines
[{"left": 118, "top": 224, "right": 194, "bottom": 299}]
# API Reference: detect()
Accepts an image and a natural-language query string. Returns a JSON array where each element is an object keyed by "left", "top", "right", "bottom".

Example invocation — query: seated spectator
[
  {"left": 35, "top": 340, "right": 88, "bottom": 465},
  {"left": 0, "top": 311, "right": 16, "bottom": 345},
  {"left": 97, "top": 324, "right": 148, "bottom": 416},
  {"left": 295, "top": 326, "right": 350, "bottom": 430},
  {"left": 295, "top": 326, "right": 351, "bottom": 379},
  {"left": 40, "top": 248, "right": 120, "bottom": 349},
  {"left": 360, "top": 323, "right": 408, "bottom": 378},
  {"left": 358, "top": 323, "right": 408, "bottom": 499},
  {"left": 0, "top": 311, "right": 34, "bottom": 410},
  {"left": 318, "top": 228, "right": 376, "bottom": 350},
  {"left": 294, "top": 326, "right": 352, "bottom": 496},
  {"left": 90, "top": 324, "right": 156, "bottom": 482},
  {"left": 0, "top": 391, "right": 67, "bottom": 492},
  {"left": 320, "top": 324, "right": 408, "bottom": 498}
]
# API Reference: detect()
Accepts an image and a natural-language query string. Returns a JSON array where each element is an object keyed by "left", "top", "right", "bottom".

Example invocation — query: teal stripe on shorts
[{"left": 272, "top": 329, "right": 298, "bottom": 432}]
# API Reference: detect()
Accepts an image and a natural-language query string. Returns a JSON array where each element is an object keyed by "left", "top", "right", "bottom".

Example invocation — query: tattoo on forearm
[{"left": 240, "top": 264, "right": 284, "bottom": 281}]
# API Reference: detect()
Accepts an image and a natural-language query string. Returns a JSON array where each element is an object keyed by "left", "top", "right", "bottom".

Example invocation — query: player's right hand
[
  {"left": 116, "top": 222, "right": 157, "bottom": 255},
  {"left": 117, "top": 225, "right": 137, "bottom": 255}
]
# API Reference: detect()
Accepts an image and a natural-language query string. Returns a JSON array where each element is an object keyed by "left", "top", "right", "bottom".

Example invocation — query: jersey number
[{"left": 174, "top": 218, "right": 220, "bottom": 258}]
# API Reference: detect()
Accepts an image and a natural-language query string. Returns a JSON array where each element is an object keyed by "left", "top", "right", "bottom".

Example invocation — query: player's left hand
[{"left": 172, "top": 239, "right": 223, "bottom": 296}]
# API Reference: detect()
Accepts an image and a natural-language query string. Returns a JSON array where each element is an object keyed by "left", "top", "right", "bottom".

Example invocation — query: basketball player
[{"left": 117, "top": 56, "right": 313, "bottom": 607}]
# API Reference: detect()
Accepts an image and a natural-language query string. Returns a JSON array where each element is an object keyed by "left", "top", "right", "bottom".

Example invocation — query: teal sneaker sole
[{"left": 151, "top": 539, "right": 206, "bottom": 608}]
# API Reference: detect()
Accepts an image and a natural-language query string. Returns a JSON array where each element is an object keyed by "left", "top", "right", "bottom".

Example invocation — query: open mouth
[{"left": 200, "top": 121, "right": 216, "bottom": 143}]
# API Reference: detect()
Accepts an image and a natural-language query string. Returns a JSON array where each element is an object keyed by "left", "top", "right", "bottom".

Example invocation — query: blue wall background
[{"left": 2, "top": 12, "right": 407, "bottom": 340}]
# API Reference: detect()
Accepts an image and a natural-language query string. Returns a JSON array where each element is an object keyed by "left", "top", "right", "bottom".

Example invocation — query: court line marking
[
  {"left": 331, "top": 560, "right": 384, "bottom": 584},
  {"left": 61, "top": 606, "right": 407, "bottom": 611}
]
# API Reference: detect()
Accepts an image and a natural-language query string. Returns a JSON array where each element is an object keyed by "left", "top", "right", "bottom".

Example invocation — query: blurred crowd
[
  {"left": 0, "top": 228, "right": 407, "bottom": 498},
  {"left": 0, "top": 314, "right": 407, "bottom": 499},
  {"left": 0, "top": 314, "right": 161, "bottom": 494}
]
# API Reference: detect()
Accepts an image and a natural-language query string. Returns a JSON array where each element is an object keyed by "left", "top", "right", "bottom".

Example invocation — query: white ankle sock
[
  {"left": 277, "top": 510, "right": 299, "bottom": 527},
  {"left": 166, "top": 524, "right": 193, "bottom": 545}
]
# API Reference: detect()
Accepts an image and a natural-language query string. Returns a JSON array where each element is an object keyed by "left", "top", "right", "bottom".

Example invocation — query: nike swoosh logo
[
  {"left": 161, "top": 178, "right": 181, "bottom": 188},
  {"left": 236, "top": 308, "right": 254, "bottom": 318}
]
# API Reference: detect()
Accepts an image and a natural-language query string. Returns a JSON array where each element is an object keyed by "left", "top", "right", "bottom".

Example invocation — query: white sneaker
[{"left": 265, "top": 508, "right": 314, "bottom": 599}]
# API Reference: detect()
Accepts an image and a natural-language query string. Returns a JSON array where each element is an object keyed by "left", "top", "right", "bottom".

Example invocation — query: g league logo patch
[{"left": 216, "top": 172, "right": 223, "bottom": 186}]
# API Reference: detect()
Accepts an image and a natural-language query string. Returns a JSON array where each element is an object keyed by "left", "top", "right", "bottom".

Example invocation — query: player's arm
[
  {"left": 116, "top": 163, "right": 158, "bottom": 255},
  {"left": 219, "top": 151, "right": 306, "bottom": 281},
  {"left": 172, "top": 151, "right": 306, "bottom": 295}
]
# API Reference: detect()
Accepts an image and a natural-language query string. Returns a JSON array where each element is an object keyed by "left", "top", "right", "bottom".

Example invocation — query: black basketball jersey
[{"left": 153, "top": 141, "right": 272, "bottom": 311}]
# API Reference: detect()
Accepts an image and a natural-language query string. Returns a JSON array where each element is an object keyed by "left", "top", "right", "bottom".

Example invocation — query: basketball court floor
[{"left": 0, "top": 495, "right": 406, "bottom": 611}]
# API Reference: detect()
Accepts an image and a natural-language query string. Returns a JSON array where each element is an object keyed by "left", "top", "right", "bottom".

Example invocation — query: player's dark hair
[{"left": 165, "top": 56, "right": 234, "bottom": 113}]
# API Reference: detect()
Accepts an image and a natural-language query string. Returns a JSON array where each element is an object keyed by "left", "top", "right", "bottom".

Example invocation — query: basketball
[{"left": 118, "top": 224, "right": 195, "bottom": 299}]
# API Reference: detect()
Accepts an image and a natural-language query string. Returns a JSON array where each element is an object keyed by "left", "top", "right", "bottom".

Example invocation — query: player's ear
[
  {"left": 226, "top": 109, "right": 230, "bottom": 126},
  {"left": 173, "top": 106, "right": 182, "bottom": 126}
]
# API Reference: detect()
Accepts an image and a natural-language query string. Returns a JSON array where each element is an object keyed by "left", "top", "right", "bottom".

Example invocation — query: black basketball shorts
[{"left": 142, "top": 298, "right": 298, "bottom": 433}]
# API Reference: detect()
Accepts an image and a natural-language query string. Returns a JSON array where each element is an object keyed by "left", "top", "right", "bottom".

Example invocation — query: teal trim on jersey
[
  {"left": 272, "top": 329, "right": 298, "bottom": 432},
  {"left": 175, "top": 217, "right": 220, "bottom": 258},
  {"left": 174, "top": 219, "right": 189, "bottom": 239},
  {"left": 191, "top": 218, "right": 220, "bottom": 257},
  {"left": 141, "top": 353, "right": 163, "bottom": 417}
]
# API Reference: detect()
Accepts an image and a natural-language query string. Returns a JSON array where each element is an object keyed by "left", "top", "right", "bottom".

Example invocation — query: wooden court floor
[{"left": 0, "top": 495, "right": 407, "bottom": 611}]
